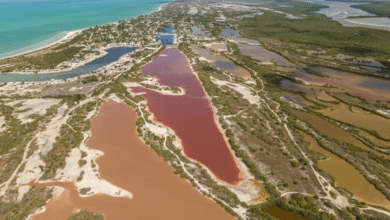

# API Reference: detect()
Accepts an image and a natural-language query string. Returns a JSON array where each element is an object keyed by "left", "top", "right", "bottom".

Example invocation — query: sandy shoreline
[
  {"left": 334, "top": 18, "right": 390, "bottom": 32},
  {"left": 345, "top": 18, "right": 390, "bottom": 28},
  {"left": 0, "top": 29, "right": 85, "bottom": 61},
  {"left": 0, "top": 1, "right": 170, "bottom": 62}
]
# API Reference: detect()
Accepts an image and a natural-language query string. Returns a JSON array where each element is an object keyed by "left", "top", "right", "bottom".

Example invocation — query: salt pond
[
  {"left": 131, "top": 48, "right": 242, "bottom": 184},
  {"left": 31, "top": 100, "right": 236, "bottom": 220}
]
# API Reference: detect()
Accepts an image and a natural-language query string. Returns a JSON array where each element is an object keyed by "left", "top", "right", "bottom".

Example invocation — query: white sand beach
[{"left": 0, "top": 29, "right": 85, "bottom": 61}]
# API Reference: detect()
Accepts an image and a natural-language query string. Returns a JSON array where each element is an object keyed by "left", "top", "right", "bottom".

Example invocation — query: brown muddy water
[
  {"left": 250, "top": 179, "right": 269, "bottom": 203},
  {"left": 31, "top": 100, "right": 237, "bottom": 220},
  {"left": 293, "top": 110, "right": 390, "bottom": 160},
  {"left": 264, "top": 206, "right": 308, "bottom": 220},
  {"left": 238, "top": 43, "right": 295, "bottom": 67},
  {"left": 359, "top": 130, "right": 390, "bottom": 148},
  {"left": 131, "top": 48, "right": 242, "bottom": 185},
  {"left": 299, "top": 131, "right": 390, "bottom": 209},
  {"left": 318, "top": 102, "right": 390, "bottom": 139}
]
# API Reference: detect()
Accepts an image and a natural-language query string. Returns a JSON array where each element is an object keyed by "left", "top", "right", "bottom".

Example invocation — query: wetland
[{"left": 299, "top": 131, "right": 390, "bottom": 209}]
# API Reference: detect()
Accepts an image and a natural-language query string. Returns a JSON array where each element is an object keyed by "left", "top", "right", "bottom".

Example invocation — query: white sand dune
[
  {"left": 9, "top": 99, "right": 61, "bottom": 124},
  {"left": 210, "top": 76, "right": 259, "bottom": 105},
  {"left": 0, "top": 116, "right": 5, "bottom": 133}
]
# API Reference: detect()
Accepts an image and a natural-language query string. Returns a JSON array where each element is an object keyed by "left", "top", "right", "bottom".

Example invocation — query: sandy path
[{"left": 0, "top": 116, "right": 5, "bottom": 133}]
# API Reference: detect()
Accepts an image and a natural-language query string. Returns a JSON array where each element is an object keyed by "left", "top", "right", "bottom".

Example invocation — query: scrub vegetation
[
  {"left": 68, "top": 209, "right": 104, "bottom": 220},
  {"left": 239, "top": 12, "right": 390, "bottom": 60},
  {"left": 2, "top": 0, "right": 390, "bottom": 219},
  {"left": 0, "top": 186, "right": 53, "bottom": 220}
]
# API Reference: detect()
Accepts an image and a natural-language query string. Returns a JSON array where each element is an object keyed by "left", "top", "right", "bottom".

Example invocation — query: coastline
[
  {"left": 0, "top": 1, "right": 170, "bottom": 62},
  {"left": 0, "top": 29, "right": 85, "bottom": 62},
  {"left": 335, "top": 18, "right": 390, "bottom": 32},
  {"left": 345, "top": 18, "right": 390, "bottom": 28}
]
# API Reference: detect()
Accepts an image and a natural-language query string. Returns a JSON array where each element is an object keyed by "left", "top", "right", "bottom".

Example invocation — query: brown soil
[
  {"left": 209, "top": 43, "right": 227, "bottom": 51},
  {"left": 250, "top": 179, "right": 269, "bottom": 203},
  {"left": 31, "top": 100, "right": 237, "bottom": 220}
]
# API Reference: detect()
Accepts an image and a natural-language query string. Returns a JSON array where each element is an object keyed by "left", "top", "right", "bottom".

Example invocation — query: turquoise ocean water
[{"left": 0, "top": 0, "right": 170, "bottom": 58}]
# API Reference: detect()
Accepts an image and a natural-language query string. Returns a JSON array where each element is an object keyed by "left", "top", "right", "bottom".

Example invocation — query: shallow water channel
[{"left": 0, "top": 47, "right": 137, "bottom": 82}]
